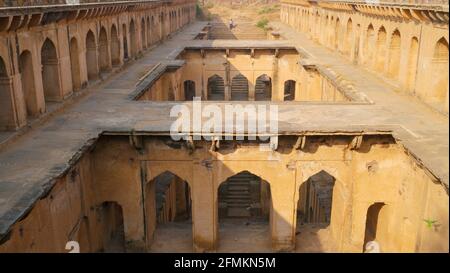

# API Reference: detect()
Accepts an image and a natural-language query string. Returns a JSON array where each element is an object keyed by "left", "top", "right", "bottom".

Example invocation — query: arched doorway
[
  {"left": 98, "top": 201, "right": 125, "bottom": 252},
  {"left": 146, "top": 17, "right": 151, "bottom": 47},
  {"left": 255, "top": 74, "right": 272, "bottom": 101},
  {"left": 364, "top": 24, "right": 375, "bottom": 65},
  {"left": 183, "top": 80, "right": 195, "bottom": 100},
  {"left": 130, "top": 20, "right": 137, "bottom": 58},
  {"left": 141, "top": 18, "right": 146, "bottom": 50},
  {"left": 429, "top": 37, "right": 448, "bottom": 107},
  {"left": 284, "top": 80, "right": 296, "bottom": 101},
  {"left": 98, "top": 27, "right": 110, "bottom": 73},
  {"left": 207, "top": 74, "right": 225, "bottom": 100},
  {"left": 388, "top": 30, "right": 401, "bottom": 79},
  {"left": 375, "top": 27, "right": 387, "bottom": 73},
  {"left": 296, "top": 170, "right": 335, "bottom": 252},
  {"left": 19, "top": 50, "right": 39, "bottom": 116},
  {"left": 41, "top": 38, "right": 61, "bottom": 101},
  {"left": 345, "top": 18, "right": 353, "bottom": 56},
  {"left": 145, "top": 171, "right": 192, "bottom": 252},
  {"left": 363, "top": 202, "right": 386, "bottom": 252},
  {"left": 122, "top": 24, "right": 129, "bottom": 61},
  {"left": 111, "top": 25, "right": 120, "bottom": 66},
  {"left": 85, "top": 30, "right": 98, "bottom": 81},
  {"left": 69, "top": 38, "right": 81, "bottom": 91},
  {"left": 406, "top": 37, "right": 419, "bottom": 92},
  {"left": 0, "top": 56, "right": 16, "bottom": 130},
  {"left": 231, "top": 74, "right": 249, "bottom": 101},
  {"left": 218, "top": 171, "right": 271, "bottom": 251},
  {"left": 334, "top": 18, "right": 340, "bottom": 50}
]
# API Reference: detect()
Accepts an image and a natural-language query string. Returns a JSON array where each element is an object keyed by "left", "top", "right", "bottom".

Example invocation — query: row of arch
[
  {"left": 0, "top": 4, "right": 196, "bottom": 130},
  {"left": 282, "top": 5, "right": 449, "bottom": 112},
  {"left": 183, "top": 74, "right": 296, "bottom": 101},
  {"left": 101, "top": 169, "right": 388, "bottom": 252}
]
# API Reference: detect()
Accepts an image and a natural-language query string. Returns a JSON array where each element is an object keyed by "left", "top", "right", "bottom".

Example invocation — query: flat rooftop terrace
[{"left": 0, "top": 21, "right": 448, "bottom": 237}]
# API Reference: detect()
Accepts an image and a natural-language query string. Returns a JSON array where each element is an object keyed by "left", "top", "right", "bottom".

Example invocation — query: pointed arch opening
[
  {"left": 130, "top": 20, "right": 137, "bottom": 58},
  {"left": 207, "top": 74, "right": 225, "bottom": 100},
  {"left": 69, "top": 38, "right": 81, "bottom": 91},
  {"left": 363, "top": 202, "right": 386, "bottom": 253},
  {"left": 0, "top": 56, "right": 16, "bottom": 130},
  {"left": 85, "top": 30, "right": 98, "bottom": 81},
  {"left": 429, "top": 37, "right": 448, "bottom": 107},
  {"left": 284, "top": 80, "right": 296, "bottom": 101},
  {"left": 41, "top": 38, "right": 61, "bottom": 101},
  {"left": 145, "top": 171, "right": 192, "bottom": 252},
  {"left": 97, "top": 201, "right": 125, "bottom": 252},
  {"left": 364, "top": 24, "right": 375, "bottom": 65},
  {"left": 345, "top": 18, "right": 353, "bottom": 56},
  {"left": 122, "top": 24, "right": 129, "bottom": 61},
  {"left": 375, "top": 27, "right": 387, "bottom": 73},
  {"left": 141, "top": 18, "right": 146, "bottom": 50},
  {"left": 406, "top": 37, "right": 419, "bottom": 92},
  {"left": 255, "top": 74, "right": 272, "bottom": 101},
  {"left": 98, "top": 27, "right": 110, "bottom": 73},
  {"left": 111, "top": 25, "right": 120, "bottom": 66},
  {"left": 19, "top": 50, "right": 39, "bottom": 116},
  {"left": 218, "top": 171, "right": 271, "bottom": 251},
  {"left": 183, "top": 80, "right": 195, "bottom": 100},
  {"left": 388, "top": 30, "right": 401, "bottom": 79},
  {"left": 231, "top": 74, "right": 249, "bottom": 101}
]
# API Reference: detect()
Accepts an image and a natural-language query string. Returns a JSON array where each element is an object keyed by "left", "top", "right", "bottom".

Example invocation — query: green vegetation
[
  {"left": 424, "top": 219, "right": 438, "bottom": 229},
  {"left": 258, "top": 6, "right": 276, "bottom": 15},
  {"left": 256, "top": 18, "right": 269, "bottom": 29}
]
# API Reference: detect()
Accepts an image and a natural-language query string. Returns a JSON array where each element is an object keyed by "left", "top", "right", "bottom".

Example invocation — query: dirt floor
[{"left": 147, "top": 218, "right": 334, "bottom": 252}]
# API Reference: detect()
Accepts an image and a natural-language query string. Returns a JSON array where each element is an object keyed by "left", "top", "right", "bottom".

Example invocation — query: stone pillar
[
  {"left": 192, "top": 159, "right": 216, "bottom": 252},
  {"left": 268, "top": 161, "right": 297, "bottom": 251},
  {"left": 224, "top": 62, "right": 231, "bottom": 101},
  {"left": 272, "top": 53, "right": 280, "bottom": 101}
]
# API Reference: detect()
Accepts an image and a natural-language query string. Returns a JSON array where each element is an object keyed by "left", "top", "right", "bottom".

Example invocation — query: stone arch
[
  {"left": 97, "top": 201, "right": 125, "bottom": 252},
  {"left": 98, "top": 26, "right": 110, "bottom": 73},
  {"left": 122, "top": 23, "right": 129, "bottom": 61},
  {"left": 217, "top": 170, "right": 272, "bottom": 250},
  {"left": 334, "top": 18, "right": 340, "bottom": 50},
  {"left": 255, "top": 74, "right": 272, "bottom": 101},
  {"left": 69, "top": 38, "right": 81, "bottom": 92},
  {"left": 284, "top": 80, "right": 296, "bottom": 101},
  {"left": 344, "top": 18, "right": 353, "bottom": 56},
  {"left": 183, "top": 80, "right": 195, "bottom": 100},
  {"left": 364, "top": 24, "right": 375, "bottom": 65},
  {"left": 375, "top": 26, "right": 387, "bottom": 73},
  {"left": 0, "top": 55, "right": 16, "bottom": 130},
  {"left": 146, "top": 17, "right": 151, "bottom": 47},
  {"left": 297, "top": 170, "right": 335, "bottom": 227},
  {"left": 129, "top": 19, "right": 137, "bottom": 58},
  {"left": 111, "top": 24, "right": 120, "bottom": 66},
  {"left": 19, "top": 50, "right": 39, "bottom": 116},
  {"left": 207, "top": 74, "right": 225, "bottom": 100},
  {"left": 363, "top": 202, "right": 386, "bottom": 252},
  {"left": 429, "top": 37, "right": 448, "bottom": 105},
  {"left": 141, "top": 17, "right": 146, "bottom": 50},
  {"left": 231, "top": 73, "right": 249, "bottom": 101},
  {"left": 406, "top": 37, "right": 419, "bottom": 92},
  {"left": 85, "top": 30, "right": 98, "bottom": 81},
  {"left": 144, "top": 171, "right": 192, "bottom": 250},
  {"left": 41, "top": 38, "right": 61, "bottom": 101},
  {"left": 387, "top": 29, "right": 401, "bottom": 79}
]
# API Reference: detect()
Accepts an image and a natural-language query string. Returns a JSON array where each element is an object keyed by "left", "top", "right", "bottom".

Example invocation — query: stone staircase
[
  {"left": 209, "top": 22, "right": 267, "bottom": 40},
  {"left": 220, "top": 172, "right": 257, "bottom": 217},
  {"left": 231, "top": 75, "right": 249, "bottom": 100}
]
